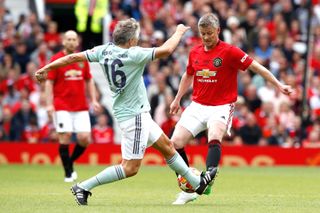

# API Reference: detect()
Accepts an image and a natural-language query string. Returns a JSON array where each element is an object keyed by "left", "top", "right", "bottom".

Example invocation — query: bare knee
[
  {"left": 208, "top": 121, "right": 226, "bottom": 142},
  {"left": 171, "top": 135, "right": 185, "bottom": 150},
  {"left": 171, "top": 125, "right": 193, "bottom": 149},
  {"left": 58, "top": 133, "right": 72, "bottom": 144},
  {"left": 152, "top": 134, "right": 175, "bottom": 159},
  {"left": 77, "top": 133, "right": 91, "bottom": 147}
]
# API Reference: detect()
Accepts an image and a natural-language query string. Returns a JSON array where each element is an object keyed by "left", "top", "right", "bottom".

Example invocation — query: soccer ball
[{"left": 177, "top": 167, "right": 201, "bottom": 193}]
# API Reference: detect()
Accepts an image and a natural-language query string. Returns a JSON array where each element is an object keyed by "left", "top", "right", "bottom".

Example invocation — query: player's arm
[
  {"left": 170, "top": 72, "right": 193, "bottom": 114},
  {"left": 249, "top": 60, "right": 293, "bottom": 95},
  {"left": 45, "top": 80, "right": 55, "bottom": 118},
  {"left": 154, "top": 24, "right": 190, "bottom": 59},
  {"left": 35, "top": 52, "right": 87, "bottom": 82},
  {"left": 86, "top": 78, "right": 101, "bottom": 112}
]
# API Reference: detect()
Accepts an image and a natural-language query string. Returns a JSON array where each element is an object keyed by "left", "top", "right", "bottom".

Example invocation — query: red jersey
[
  {"left": 187, "top": 41, "right": 253, "bottom": 106},
  {"left": 92, "top": 125, "right": 114, "bottom": 144},
  {"left": 47, "top": 51, "right": 91, "bottom": 111}
]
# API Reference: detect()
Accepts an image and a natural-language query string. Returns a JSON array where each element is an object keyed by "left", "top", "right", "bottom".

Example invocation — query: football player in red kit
[
  {"left": 170, "top": 13, "right": 293, "bottom": 204},
  {"left": 45, "top": 30, "right": 100, "bottom": 182}
]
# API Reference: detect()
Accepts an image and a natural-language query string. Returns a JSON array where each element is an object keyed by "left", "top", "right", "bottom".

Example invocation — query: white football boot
[{"left": 172, "top": 191, "right": 199, "bottom": 205}]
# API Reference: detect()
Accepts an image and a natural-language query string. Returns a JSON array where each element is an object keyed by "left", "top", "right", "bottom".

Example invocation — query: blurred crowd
[{"left": 1, "top": 0, "right": 320, "bottom": 148}]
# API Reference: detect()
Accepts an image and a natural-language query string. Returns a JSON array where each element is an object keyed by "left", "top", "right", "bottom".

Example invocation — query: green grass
[{"left": 0, "top": 165, "right": 319, "bottom": 213}]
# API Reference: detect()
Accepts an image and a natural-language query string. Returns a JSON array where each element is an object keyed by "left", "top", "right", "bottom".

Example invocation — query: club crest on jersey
[
  {"left": 196, "top": 69, "right": 217, "bottom": 78},
  {"left": 213, "top": 57, "right": 222, "bottom": 67}
]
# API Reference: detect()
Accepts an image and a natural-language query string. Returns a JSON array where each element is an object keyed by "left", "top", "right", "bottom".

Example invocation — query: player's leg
[
  {"left": 54, "top": 111, "right": 73, "bottom": 182},
  {"left": 152, "top": 133, "right": 200, "bottom": 188},
  {"left": 171, "top": 102, "right": 205, "bottom": 170},
  {"left": 207, "top": 121, "right": 226, "bottom": 170},
  {"left": 70, "top": 111, "right": 91, "bottom": 179},
  {"left": 152, "top": 132, "right": 217, "bottom": 195},
  {"left": 148, "top": 113, "right": 216, "bottom": 193},
  {"left": 71, "top": 114, "right": 146, "bottom": 205},
  {"left": 206, "top": 103, "right": 234, "bottom": 171},
  {"left": 75, "top": 159, "right": 141, "bottom": 192},
  {"left": 170, "top": 102, "right": 209, "bottom": 204},
  {"left": 171, "top": 125, "right": 193, "bottom": 168},
  {"left": 204, "top": 103, "right": 234, "bottom": 193},
  {"left": 58, "top": 133, "right": 73, "bottom": 182},
  {"left": 71, "top": 159, "right": 141, "bottom": 205}
]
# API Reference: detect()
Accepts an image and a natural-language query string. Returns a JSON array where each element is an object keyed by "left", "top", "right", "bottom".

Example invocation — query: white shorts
[
  {"left": 177, "top": 101, "right": 235, "bottom": 137},
  {"left": 118, "top": 112, "right": 163, "bottom": 160},
  {"left": 53, "top": 111, "right": 91, "bottom": 133}
]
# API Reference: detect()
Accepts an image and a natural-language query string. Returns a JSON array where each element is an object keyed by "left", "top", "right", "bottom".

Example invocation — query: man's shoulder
[
  {"left": 51, "top": 51, "right": 64, "bottom": 61},
  {"left": 218, "top": 40, "right": 236, "bottom": 50},
  {"left": 190, "top": 44, "right": 203, "bottom": 53}
]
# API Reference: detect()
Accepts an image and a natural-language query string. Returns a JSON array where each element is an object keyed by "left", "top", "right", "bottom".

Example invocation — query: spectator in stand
[
  {"left": 254, "top": 28, "right": 273, "bottom": 66},
  {"left": 2, "top": 75, "right": 20, "bottom": 107},
  {"left": 0, "top": 53, "right": 20, "bottom": 81},
  {"left": 303, "top": 129, "right": 320, "bottom": 148},
  {"left": 140, "top": 0, "right": 163, "bottom": 22},
  {"left": 44, "top": 21, "right": 61, "bottom": 52},
  {"left": 0, "top": 106, "right": 12, "bottom": 140},
  {"left": 92, "top": 114, "right": 114, "bottom": 144},
  {"left": 22, "top": 116, "right": 40, "bottom": 143},
  {"left": 311, "top": 45, "right": 320, "bottom": 75},
  {"left": 278, "top": 101, "right": 296, "bottom": 132},
  {"left": 35, "top": 92, "right": 49, "bottom": 131},
  {"left": 10, "top": 99, "right": 37, "bottom": 141},
  {"left": 13, "top": 42, "right": 30, "bottom": 74},
  {"left": 161, "top": 106, "right": 178, "bottom": 138},
  {"left": 30, "top": 42, "right": 52, "bottom": 69},
  {"left": 303, "top": 119, "right": 320, "bottom": 148},
  {"left": 244, "top": 84, "right": 262, "bottom": 113},
  {"left": 239, "top": 113, "right": 263, "bottom": 145},
  {"left": 254, "top": 101, "right": 276, "bottom": 129},
  {"left": 148, "top": 71, "right": 173, "bottom": 118},
  {"left": 16, "top": 61, "right": 38, "bottom": 93}
]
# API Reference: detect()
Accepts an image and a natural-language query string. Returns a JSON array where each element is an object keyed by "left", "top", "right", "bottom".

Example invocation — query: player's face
[
  {"left": 63, "top": 33, "right": 79, "bottom": 53},
  {"left": 199, "top": 26, "right": 220, "bottom": 49}
]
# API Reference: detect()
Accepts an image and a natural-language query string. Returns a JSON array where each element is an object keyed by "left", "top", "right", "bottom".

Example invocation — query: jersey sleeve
[
  {"left": 186, "top": 50, "right": 195, "bottom": 75},
  {"left": 130, "top": 47, "right": 155, "bottom": 64},
  {"left": 229, "top": 46, "right": 253, "bottom": 71},
  {"left": 84, "top": 45, "right": 105, "bottom": 63}
]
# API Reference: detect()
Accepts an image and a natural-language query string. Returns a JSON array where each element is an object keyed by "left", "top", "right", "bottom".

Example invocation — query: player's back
[{"left": 85, "top": 43, "right": 155, "bottom": 122}]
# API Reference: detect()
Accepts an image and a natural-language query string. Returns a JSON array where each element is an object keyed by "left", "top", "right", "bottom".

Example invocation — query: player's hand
[
  {"left": 170, "top": 98, "right": 181, "bottom": 115},
  {"left": 92, "top": 100, "right": 101, "bottom": 114},
  {"left": 176, "top": 24, "right": 190, "bottom": 35},
  {"left": 35, "top": 68, "right": 48, "bottom": 83},
  {"left": 279, "top": 84, "right": 294, "bottom": 96}
]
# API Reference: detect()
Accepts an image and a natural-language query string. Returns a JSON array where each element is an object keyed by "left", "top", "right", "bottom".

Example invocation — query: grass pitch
[{"left": 0, "top": 165, "right": 319, "bottom": 213}]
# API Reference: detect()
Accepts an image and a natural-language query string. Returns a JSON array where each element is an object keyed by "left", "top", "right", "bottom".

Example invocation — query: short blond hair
[
  {"left": 198, "top": 13, "right": 220, "bottom": 29},
  {"left": 113, "top": 18, "right": 140, "bottom": 45}
]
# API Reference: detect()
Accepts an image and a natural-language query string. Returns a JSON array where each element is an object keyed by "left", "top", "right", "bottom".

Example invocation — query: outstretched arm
[
  {"left": 170, "top": 72, "right": 193, "bottom": 114},
  {"left": 154, "top": 24, "right": 190, "bottom": 59},
  {"left": 35, "top": 52, "right": 87, "bottom": 82},
  {"left": 249, "top": 60, "right": 293, "bottom": 95}
]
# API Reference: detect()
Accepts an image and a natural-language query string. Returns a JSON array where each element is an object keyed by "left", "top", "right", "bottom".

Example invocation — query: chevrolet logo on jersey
[
  {"left": 65, "top": 70, "right": 82, "bottom": 77},
  {"left": 196, "top": 69, "right": 217, "bottom": 78}
]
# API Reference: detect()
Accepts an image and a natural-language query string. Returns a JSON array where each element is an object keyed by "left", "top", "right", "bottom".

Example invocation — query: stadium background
[{"left": 0, "top": 0, "right": 320, "bottom": 166}]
